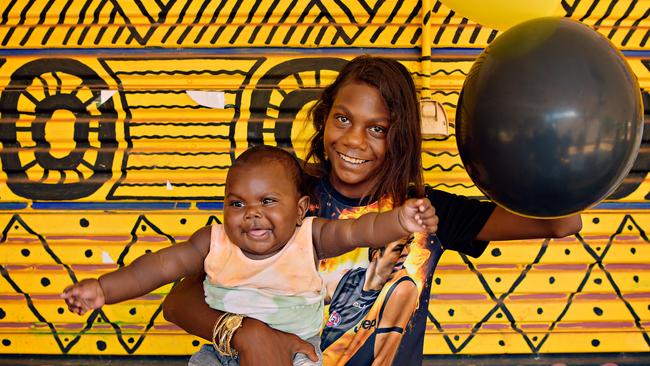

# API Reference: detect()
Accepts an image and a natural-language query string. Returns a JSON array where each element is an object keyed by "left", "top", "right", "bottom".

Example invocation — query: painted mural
[{"left": 0, "top": 0, "right": 649, "bottom": 357}]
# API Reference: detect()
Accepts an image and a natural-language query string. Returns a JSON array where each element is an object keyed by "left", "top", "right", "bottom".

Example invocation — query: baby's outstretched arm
[
  {"left": 397, "top": 198, "right": 438, "bottom": 234},
  {"left": 60, "top": 225, "right": 211, "bottom": 314},
  {"left": 313, "top": 197, "right": 438, "bottom": 259},
  {"left": 62, "top": 279, "right": 105, "bottom": 315}
]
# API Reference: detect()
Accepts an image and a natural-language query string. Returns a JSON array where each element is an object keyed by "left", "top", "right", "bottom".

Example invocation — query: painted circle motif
[{"left": 0, "top": 58, "right": 117, "bottom": 200}]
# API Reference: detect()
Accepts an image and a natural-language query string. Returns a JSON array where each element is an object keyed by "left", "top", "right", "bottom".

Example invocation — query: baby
[{"left": 61, "top": 145, "right": 437, "bottom": 366}]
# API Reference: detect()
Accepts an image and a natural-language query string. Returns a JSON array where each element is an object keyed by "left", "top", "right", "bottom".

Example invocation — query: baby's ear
[{"left": 296, "top": 195, "right": 310, "bottom": 225}]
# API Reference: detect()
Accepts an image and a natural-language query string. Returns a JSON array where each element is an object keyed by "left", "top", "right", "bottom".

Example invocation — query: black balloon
[{"left": 456, "top": 17, "right": 643, "bottom": 217}]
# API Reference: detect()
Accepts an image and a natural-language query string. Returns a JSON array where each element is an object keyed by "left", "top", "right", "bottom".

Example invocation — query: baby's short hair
[{"left": 230, "top": 145, "right": 304, "bottom": 195}]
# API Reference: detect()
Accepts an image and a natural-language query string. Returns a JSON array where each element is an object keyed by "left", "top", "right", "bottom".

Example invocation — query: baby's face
[{"left": 223, "top": 161, "right": 305, "bottom": 259}]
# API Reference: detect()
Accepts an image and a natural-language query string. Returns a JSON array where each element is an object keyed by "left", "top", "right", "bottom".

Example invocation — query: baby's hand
[
  {"left": 60, "top": 278, "right": 106, "bottom": 315},
  {"left": 398, "top": 198, "right": 438, "bottom": 234}
]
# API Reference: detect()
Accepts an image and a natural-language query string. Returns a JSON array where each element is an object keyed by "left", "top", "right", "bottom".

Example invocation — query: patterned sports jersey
[
  {"left": 321, "top": 267, "right": 415, "bottom": 366},
  {"left": 313, "top": 178, "right": 495, "bottom": 366}
]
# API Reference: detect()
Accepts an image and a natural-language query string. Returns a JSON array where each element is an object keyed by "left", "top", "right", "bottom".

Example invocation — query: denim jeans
[{"left": 188, "top": 335, "right": 322, "bottom": 366}]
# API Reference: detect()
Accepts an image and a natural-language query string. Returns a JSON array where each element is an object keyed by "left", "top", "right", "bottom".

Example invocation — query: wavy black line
[
  {"left": 128, "top": 105, "right": 234, "bottom": 109},
  {"left": 423, "top": 151, "right": 459, "bottom": 157},
  {"left": 129, "top": 151, "right": 230, "bottom": 156},
  {"left": 118, "top": 182, "right": 226, "bottom": 187},
  {"left": 430, "top": 90, "right": 461, "bottom": 96},
  {"left": 124, "top": 90, "right": 239, "bottom": 95},
  {"left": 129, "top": 134, "right": 230, "bottom": 140},
  {"left": 125, "top": 165, "right": 230, "bottom": 170},
  {"left": 128, "top": 121, "right": 231, "bottom": 127},
  {"left": 429, "top": 182, "right": 475, "bottom": 189},
  {"left": 423, "top": 135, "right": 453, "bottom": 142},
  {"left": 114, "top": 69, "right": 248, "bottom": 76},
  {"left": 422, "top": 163, "right": 465, "bottom": 171}
]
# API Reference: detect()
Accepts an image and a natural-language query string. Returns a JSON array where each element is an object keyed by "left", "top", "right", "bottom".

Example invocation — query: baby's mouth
[
  {"left": 337, "top": 152, "right": 368, "bottom": 165},
  {"left": 246, "top": 228, "right": 271, "bottom": 239}
]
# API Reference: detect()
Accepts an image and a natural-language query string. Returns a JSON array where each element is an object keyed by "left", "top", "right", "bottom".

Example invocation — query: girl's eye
[
  {"left": 335, "top": 115, "right": 350, "bottom": 125},
  {"left": 229, "top": 201, "right": 244, "bottom": 208},
  {"left": 369, "top": 125, "right": 387, "bottom": 136},
  {"left": 262, "top": 198, "right": 276, "bottom": 205}
]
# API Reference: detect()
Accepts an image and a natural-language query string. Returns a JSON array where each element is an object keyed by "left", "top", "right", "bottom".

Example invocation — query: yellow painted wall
[{"left": 0, "top": 0, "right": 649, "bottom": 356}]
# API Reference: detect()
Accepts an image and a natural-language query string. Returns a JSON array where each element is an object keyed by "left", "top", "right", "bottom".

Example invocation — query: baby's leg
[{"left": 292, "top": 335, "right": 322, "bottom": 366}]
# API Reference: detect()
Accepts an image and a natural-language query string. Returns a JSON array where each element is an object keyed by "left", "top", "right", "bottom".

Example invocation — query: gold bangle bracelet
[{"left": 212, "top": 312, "right": 244, "bottom": 357}]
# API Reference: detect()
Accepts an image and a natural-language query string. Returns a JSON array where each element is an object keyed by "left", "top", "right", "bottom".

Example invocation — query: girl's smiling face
[{"left": 324, "top": 81, "right": 390, "bottom": 199}]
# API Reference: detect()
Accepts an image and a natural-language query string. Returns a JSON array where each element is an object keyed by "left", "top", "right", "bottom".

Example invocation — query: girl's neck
[{"left": 322, "top": 176, "right": 376, "bottom": 206}]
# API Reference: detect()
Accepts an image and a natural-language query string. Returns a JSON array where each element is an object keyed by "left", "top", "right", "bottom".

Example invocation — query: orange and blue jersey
[{"left": 313, "top": 178, "right": 495, "bottom": 366}]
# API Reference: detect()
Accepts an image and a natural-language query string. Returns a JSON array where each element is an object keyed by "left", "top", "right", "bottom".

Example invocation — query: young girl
[
  {"left": 163, "top": 56, "right": 583, "bottom": 366},
  {"left": 62, "top": 145, "right": 438, "bottom": 366}
]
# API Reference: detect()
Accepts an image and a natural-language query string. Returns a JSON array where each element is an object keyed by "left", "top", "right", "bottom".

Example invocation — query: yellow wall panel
[{"left": 1, "top": 0, "right": 650, "bottom": 357}]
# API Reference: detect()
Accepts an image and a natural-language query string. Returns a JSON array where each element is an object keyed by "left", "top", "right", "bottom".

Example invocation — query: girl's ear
[{"left": 296, "top": 195, "right": 310, "bottom": 225}]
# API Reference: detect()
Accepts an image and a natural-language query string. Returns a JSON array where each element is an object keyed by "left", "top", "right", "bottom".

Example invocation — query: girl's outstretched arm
[
  {"left": 162, "top": 273, "right": 318, "bottom": 365},
  {"left": 477, "top": 206, "right": 582, "bottom": 241}
]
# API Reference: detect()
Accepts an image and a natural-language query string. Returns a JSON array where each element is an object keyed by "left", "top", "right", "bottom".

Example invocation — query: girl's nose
[{"left": 342, "top": 127, "right": 367, "bottom": 149}]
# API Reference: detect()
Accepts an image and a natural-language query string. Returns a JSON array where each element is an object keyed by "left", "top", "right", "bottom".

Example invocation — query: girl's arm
[
  {"left": 312, "top": 198, "right": 438, "bottom": 259},
  {"left": 98, "top": 225, "right": 211, "bottom": 304},
  {"left": 162, "top": 273, "right": 319, "bottom": 365},
  {"left": 477, "top": 206, "right": 582, "bottom": 241}
]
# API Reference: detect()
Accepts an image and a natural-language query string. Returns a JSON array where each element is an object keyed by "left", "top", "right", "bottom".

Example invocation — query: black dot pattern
[
  {"left": 21, "top": 249, "right": 30, "bottom": 257},
  {"left": 97, "top": 340, "right": 107, "bottom": 351},
  {"left": 591, "top": 339, "right": 600, "bottom": 347},
  {"left": 84, "top": 249, "right": 93, "bottom": 258},
  {"left": 80, "top": 218, "right": 89, "bottom": 227},
  {"left": 40, "top": 277, "right": 50, "bottom": 287},
  {"left": 491, "top": 248, "right": 501, "bottom": 257}
]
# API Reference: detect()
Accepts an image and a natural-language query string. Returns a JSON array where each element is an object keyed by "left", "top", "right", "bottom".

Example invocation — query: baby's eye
[
  {"left": 262, "top": 198, "right": 277, "bottom": 205},
  {"left": 229, "top": 201, "right": 244, "bottom": 208}
]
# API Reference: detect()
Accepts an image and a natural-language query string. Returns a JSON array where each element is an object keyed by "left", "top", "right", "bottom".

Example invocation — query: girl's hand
[
  {"left": 234, "top": 317, "right": 319, "bottom": 366},
  {"left": 61, "top": 278, "right": 106, "bottom": 315},
  {"left": 398, "top": 198, "right": 438, "bottom": 234}
]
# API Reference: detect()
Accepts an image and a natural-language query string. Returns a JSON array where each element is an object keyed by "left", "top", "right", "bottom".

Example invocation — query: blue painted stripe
[
  {"left": 0, "top": 47, "right": 419, "bottom": 57},
  {"left": 0, "top": 202, "right": 29, "bottom": 210},
  {"left": 9, "top": 201, "right": 650, "bottom": 211},
  {"left": 196, "top": 202, "right": 224, "bottom": 210},
  {"left": 31, "top": 202, "right": 191, "bottom": 210},
  {"left": 1, "top": 47, "right": 649, "bottom": 58},
  {"left": 592, "top": 202, "right": 650, "bottom": 210}
]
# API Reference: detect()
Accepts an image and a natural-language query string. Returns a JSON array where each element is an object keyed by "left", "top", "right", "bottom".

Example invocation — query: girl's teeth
[{"left": 339, "top": 153, "right": 365, "bottom": 164}]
